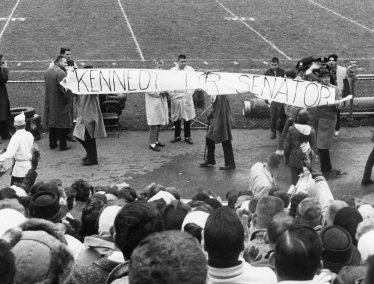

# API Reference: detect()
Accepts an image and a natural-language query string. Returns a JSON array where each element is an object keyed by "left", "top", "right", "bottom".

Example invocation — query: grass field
[{"left": 1, "top": 0, "right": 374, "bottom": 129}]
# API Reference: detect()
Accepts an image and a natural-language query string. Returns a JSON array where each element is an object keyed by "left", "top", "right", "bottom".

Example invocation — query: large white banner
[{"left": 60, "top": 68, "right": 341, "bottom": 108}]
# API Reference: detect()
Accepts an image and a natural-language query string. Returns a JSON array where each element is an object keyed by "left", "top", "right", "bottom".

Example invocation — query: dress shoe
[
  {"left": 82, "top": 159, "right": 98, "bottom": 166},
  {"left": 219, "top": 164, "right": 236, "bottom": 170},
  {"left": 362, "top": 179, "right": 374, "bottom": 186},
  {"left": 66, "top": 135, "right": 76, "bottom": 142},
  {"left": 156, "top": 141, "right": 165, "bottom": 147},
  {"left": 270, "top": 132, "right": 276, "bottom": 139},
  {"left": 81, "top": 156, "right": 88, "bottom": 162},
  {"left": 149, "top": 145, "right": 161, "bottom": 152},
  {"left": 60, "top": 146, "right": 72, "bottom": 151},
  {"left": 185, "top": 137, "right": 193, "bottom": 144},
  {"left": 171, "top": 137, "right": 181, "bottom": 143},
  {"left": 199, "top": 160, "right": 216, "bottom": 167}
]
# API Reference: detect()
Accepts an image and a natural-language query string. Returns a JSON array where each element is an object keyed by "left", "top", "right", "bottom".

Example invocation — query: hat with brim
[
  {"left": 29, "top": 191, "right": 67, "bottom": 223},
  {"left": 321, "top": 225, "right": 361, "bottom": 273}
]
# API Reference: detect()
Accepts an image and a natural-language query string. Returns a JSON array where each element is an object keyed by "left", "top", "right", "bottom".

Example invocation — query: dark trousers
[
  {"left": 291, "top": 167, "right": 303, "bottom": 185},
  {"left": 270, "top": 102, "right": 286, "bottom": 134},
  {"left": 363, "top": 146, "right": 374, "bottom": 181},
  {"left": 174, "top": 120, "right": 191, "bottom": 138},
  {"left": 49, "top": 127, "right": 69, "bottom": 150},
  {"left": 335, "top": 109, "right": 341, "bottom": 131},
  {"left": 11, "top": 176, "right": 24, "bottom": 186},
  {"left": 206, "top": 137, "right": 235, "bottom": 166},
  {"left": 149, "top": 125, "right": 160, "bottom": 144},
  {"left": 76, "top": 129, "right": 97, "bottom": 162},
  {"left": 0, "top": 121, "right": 10, "bottom": 139},
  {"left": 318, "top": 148, "right": 332, "bottom": 173}
]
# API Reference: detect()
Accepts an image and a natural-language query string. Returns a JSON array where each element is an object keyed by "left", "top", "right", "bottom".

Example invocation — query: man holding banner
[
  {"left": 169, "top": 54, "right": 195, "bottom": 145},
  {"left": 309, "top": 68, "right": 345, "bottom": 178}
]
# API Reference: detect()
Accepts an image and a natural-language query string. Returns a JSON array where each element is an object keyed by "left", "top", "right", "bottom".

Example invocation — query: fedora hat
[
  {"left": 29, "top": 191, "right": 67, "bottom": 223},
  {"left": 320, "top": 225, "right": 361, "bottom": 273}
]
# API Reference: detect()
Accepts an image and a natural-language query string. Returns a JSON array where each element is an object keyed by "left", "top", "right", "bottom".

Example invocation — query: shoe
[
  {"left": 362, "top": 179, "right": 374, "bottom": 186},
  {"left": 219, "top": 164, "right": 236, "bottom": 170},
  {"left": 149, "top": 145, "right": 161, "bottom": 152},
  {"left": 66, "top": 134, "right": 76, "bottom": 142},
  {"left": 270, "top": 132, "right": 276, "bottom": 139},
  {"left": 60, "top": 146, "right": 72, "bottom": 151},
  {"left": 334, "top": 131, "right": 340, "bottom": 137},
  {"left": 156, "top": 141, "right": 165, "bottom": 147},
  {"left": 82, "top": 159, "right": 98, "bottom": 166},
  {"left": 185, "top": 137, "right": 193, "bottom": 144},
  {"left": 171, "top": 137, "right": 181, "bottom": 143},
  {"left": 81, "top": 156, "right": 88, "bottom": 162},
  {"left": 50, "top": 145, "right": 58, "bottom": 150},
  {"left": 199, "top": 160, "right": 216, "bottom": 167},
  {"left": 323, "top": 169, "right": 347, "bottom": 179}
]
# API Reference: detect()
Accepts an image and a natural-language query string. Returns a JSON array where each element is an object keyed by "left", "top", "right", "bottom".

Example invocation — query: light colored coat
[
  {"left": 73, "top": 95, "right": 106, "bottom": 140},
  {"left": 0, "top": 129, "right": 34, "bottom": 177},
  {"left": 145, "top": 92, "right": 169, "bottom": 126},
  {"left": 169, "top": 65, "right": 195, "bottom": 121}
]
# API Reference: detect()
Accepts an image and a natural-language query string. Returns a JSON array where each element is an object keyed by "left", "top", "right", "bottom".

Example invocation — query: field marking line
[
  {"left": 116, "top": 0, "right": 145, "bottom": 61},
  {"left": 306, "top": 0, "right": 373, "bottom": 33},
  {"left": 213, "top": 0, "right": 292, "bottom": 60},
  {"left": 0, "top": 0, "right": 22, "bottom": 44}
]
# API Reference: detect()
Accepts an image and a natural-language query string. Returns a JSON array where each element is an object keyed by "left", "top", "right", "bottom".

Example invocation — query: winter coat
[
  {"left": 206, "top": 95, "right": 232, "bottom": 143},
  {"left": 0, "top": 66, "right": 10, "bottom": 121},
  {"left": 145, "top": 92, "right": 169, "bottom": 126},
  {"left": 169, "top": 65, "right": 195, "bottom": 121},
  {"left": 284, "top": 123, "right": 317, "bottom": 168},
  {"left": 73, "top": 95, "right": 106, "bottom": 140},
  {"left": 43, "top": 64, "right": 73, "bottom": 128}
]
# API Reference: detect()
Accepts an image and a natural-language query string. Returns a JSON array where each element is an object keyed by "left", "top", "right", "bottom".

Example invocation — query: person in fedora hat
[
  {"left": 29, "top": 191, "right": 68, "bottom": 223},
  {"left": 320, "top": 225, "right": 361, "bottom": 274},
  {"left": 0, "top": 112, "right": 35, "bottom": 185}
]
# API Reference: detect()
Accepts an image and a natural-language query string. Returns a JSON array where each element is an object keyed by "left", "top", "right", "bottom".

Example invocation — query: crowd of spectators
[{"left": 1, "top": 151, "right": 374, "bottom": 284}]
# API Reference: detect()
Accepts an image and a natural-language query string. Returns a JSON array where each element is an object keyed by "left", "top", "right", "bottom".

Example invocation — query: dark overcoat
[
  {"left": 0, "top": 67, "right": 10, "bottom": 121},
  {"left": 206, "top": 95, "right": 232, "bottom": 143},
  {"left": 43, "top": 65, "right": 72, "bottom": 128}
]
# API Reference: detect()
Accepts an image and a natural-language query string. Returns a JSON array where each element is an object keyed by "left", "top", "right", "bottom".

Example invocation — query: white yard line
[
  {"left": 0, "top": 0, "right": 22, "bottom": 44},
  {"left": 214, "top": 0, "right": 292, "bottom": 60},
  {"left": 116, "top": 0, "right": 145, "bottom": 61},
  {"left": 306, "top": 0, "right": 373, "bottom": 33}
]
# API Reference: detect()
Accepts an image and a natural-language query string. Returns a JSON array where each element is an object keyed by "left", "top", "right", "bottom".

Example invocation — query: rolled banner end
[{"left": 337, "top": 95, "right": 353, "bottom": 104}]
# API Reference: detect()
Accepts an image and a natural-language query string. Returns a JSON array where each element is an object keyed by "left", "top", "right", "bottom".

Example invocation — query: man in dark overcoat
[
  {"left": 200, "top": 95, "right": 235, "bottom": 170},
  {"left": 43, "top": 56, "right": 73, "bottom": 151},
  {"left": 0, "top": 54, "right": 11, "bottom": 140}
]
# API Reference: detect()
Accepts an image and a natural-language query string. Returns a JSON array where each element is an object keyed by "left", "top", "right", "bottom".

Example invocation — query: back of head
[
  {"left": 255, "top": 196, "right": 284, "bottom": 229},
  {"left": 334, "top": 207, "right": 363, "bottom": 245},
  {"left": 339, "top": 195, "right": 356, "bottom": 208},
  {"left": 275, "top": 224, "right": 322, "bottom": 281},
  {"left": 285, "top": 69, "right": 297, "bottom": 79},
  {"left": 325, "top": 200, "right": 348, "bottom": 226},
  {"left": 296, "top": 110, "right": 310, "bottom": 125},
  {"left": 11, "top": 219, "right": 74, "bottom": 284},
  {"left": 296, "top": 197, "right": 322, "bottom": 228},
  {"left": 162, "top": 200, "right": 191, "bottom": 230},
  {"left": 267, "top": 212, "right": 295, "bottom": 245},
  {"left": 192, "top": 190, "right": 211, "bottom": 202},
  {"left": 114, "top": 201, "right": 164, "bottom": 259},
  {"left": 204, "top": 207, "right": 244, "bottom": 262},
  {"left": 267, "top": 152, "right": 281, "bottom": 169},
  {"left": 71, "top": 179, "right": 93, "bottom": 202},
  {"left": 289, "top": 192, "right": 309, "bottom": 218},
  {"left": 117, "top": 186, "right": 137, "bottom": 203},
  {"left": 129, "top": 230, "right": 207, "bottom": 284},
  {"left": 80, "top": 193, "right": 107, "bottom": 236},
  {"left": 0, "top": 187, "right": 18, "bottom": 200}
]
